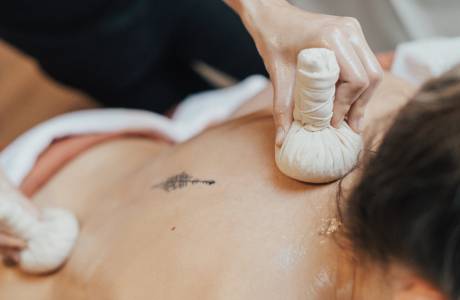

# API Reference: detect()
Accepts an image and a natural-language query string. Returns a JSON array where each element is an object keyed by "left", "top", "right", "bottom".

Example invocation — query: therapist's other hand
[
  {"left": 225, "top": 0, "right": 383, "bottom": 145},
  {"left": 0, "top": 230, "right": 25, "bottom": 265}
]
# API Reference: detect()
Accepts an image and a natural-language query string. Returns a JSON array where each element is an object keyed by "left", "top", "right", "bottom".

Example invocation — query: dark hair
[{"left": 345, "top": 65, "right": 460, "bottom": 299}]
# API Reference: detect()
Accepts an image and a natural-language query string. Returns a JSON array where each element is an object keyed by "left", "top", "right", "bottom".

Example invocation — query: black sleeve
[
  {"left": 0, "top": 0, "right": 266, "bottom": 113},
  {"left": 0, "top": 0, "right": 177, "bottom": 110}
]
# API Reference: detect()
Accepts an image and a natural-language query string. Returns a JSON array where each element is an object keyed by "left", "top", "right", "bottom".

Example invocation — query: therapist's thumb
[{"left": 272, "top": 62, "right": 295, "bottom": 147}]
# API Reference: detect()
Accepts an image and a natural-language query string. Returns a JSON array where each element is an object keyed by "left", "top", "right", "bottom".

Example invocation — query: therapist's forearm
[{"left": 223, "top": 0, "right": 295, "bottom": 46}]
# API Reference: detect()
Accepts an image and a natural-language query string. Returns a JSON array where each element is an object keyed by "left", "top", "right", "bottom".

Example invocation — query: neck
[
  {"left": 336, "top": 234, "right": 391, "bottom": 300},
  {"left": 335, "top": 250, "right": 391, "bottom": 300}
]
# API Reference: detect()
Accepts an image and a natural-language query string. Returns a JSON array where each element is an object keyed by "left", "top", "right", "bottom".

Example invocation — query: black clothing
[{"left": 0, "top": 0, "right": 266, "bottom": 112}]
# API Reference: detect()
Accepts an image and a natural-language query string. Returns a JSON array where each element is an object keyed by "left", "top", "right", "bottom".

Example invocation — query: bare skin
[
  {"left": 0, "top": 41, "right": 96, "bottom": 149},
  {"left": 0, "top": 75, "right": 414, "bottom": 300}
]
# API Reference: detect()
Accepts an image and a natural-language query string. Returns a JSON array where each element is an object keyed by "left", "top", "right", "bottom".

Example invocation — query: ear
[{"left": 394, "top": 275, "right": 445, "bottom": 300}]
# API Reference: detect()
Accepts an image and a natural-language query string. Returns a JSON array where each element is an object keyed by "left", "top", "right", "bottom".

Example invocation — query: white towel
[
  {"left": 392, "top": 37, "right": 460, "bottom": 86},
  {"left": 0, "top": 75, "right": 268, "bottom": 187}
]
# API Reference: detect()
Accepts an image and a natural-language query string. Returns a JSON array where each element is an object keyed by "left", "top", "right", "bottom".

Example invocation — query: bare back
[{"left": 0, "top": 75, "right": 414, "bottom": 300}]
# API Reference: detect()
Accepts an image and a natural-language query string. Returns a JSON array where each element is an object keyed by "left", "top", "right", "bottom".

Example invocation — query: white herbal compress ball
[
  {"left": 0, "top": 174, "right": 79, "bottom": 274},
  {"left": 275, "top": 48, "right": 362, "bottom": 183}
]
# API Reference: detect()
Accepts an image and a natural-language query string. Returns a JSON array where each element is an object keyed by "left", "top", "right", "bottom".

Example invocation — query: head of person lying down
[
  {"left": 343, "top": 65, "right": 460, "bottom": 300},
  {"left": 0, "top": 67, "right": 458, "bottom": 300}
]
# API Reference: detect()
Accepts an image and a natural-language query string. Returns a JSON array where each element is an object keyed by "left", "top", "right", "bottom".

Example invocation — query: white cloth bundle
[
  {"left": 1, "top": 76, "right": 268, "bottom": 187},
  {"left": 0, "top": 172, "right": 79, "bottom": 274},
  {"left": 275, "top": 48, "right": 362, "bottom": 183},
  {"left": 392, "top": 37, "right": 460, "bottom": 86}
]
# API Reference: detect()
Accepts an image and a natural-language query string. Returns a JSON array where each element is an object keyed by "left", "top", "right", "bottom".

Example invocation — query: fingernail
[{"left": 276, "top": 127, "right": 285, "bottom": 146}]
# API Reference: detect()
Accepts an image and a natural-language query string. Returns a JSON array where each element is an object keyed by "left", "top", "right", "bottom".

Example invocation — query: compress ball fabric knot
[{"left": 275, "top": 48, "right": 362, "bottom": 183}]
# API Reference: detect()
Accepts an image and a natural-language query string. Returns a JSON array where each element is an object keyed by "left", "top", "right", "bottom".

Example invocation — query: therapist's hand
[
  {"left": 0, "top": 230, "right": 25, "bottom": 265},
  {"left": 225, "top": 0, "right": 383, "bottom": 145}
]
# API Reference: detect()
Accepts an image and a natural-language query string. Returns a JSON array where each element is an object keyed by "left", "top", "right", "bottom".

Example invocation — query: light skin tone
[
  {"left": 0, "top": 74, "right": 442, "bottom": 299},
  {"left": 224, "top": 0, "right": 383, "bottom": 145},
  {"left": 1, "top": 0, "right": 382, "bottom": 263}
]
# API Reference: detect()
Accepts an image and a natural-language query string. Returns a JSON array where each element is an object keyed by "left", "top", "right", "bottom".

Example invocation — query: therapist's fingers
[
  {"left": 271, "top": 58, "right": 296, "bottom": 146},
  {"left": 1, "top": 248, "right": 20, "bottom": 266},
  {"left": 0, "top": 232, "right": 24, "bottom": 266},
  {"left": 0, "top": 232, "right": 26, "bottom": 249},
  {"left": 348, "top": 37, "right": 384, "bottom": 132},
  {"left": 327, "top": 30, "right": 369, "bottom": 129}
]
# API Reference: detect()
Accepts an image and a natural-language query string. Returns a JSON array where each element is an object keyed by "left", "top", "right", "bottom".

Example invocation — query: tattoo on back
[{"left": 153, "top": 172, "right": 216, "bottom": 192}]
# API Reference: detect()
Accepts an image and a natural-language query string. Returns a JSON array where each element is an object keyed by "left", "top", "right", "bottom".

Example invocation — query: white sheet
[{"left": 392, "top": 37, "right": 460, "bottom": 86}]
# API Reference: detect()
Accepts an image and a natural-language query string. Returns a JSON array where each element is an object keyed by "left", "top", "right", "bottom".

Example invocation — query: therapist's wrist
[
  {"left": 224, "top": 0, "right": 288, "bottom": 20},
  {"left": 225, "top": 0, "right": 292, "bottom": 41}
]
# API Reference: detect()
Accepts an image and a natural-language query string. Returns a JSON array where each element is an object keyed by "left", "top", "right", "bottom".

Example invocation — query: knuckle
[
  {"left": 323, "top": 17, "right": 362, "bottom": 38},
  {"left": 322, "top": 25, "right": 343, "bottom": 39},
  {"left": 342, "top": 17, "right": 361, "bottom": 30},
  {"left": 369, "top": 68, "right": 384, "bottom": 85},
  {"left": 350, "top": 77, "right": 370, "bottom": 92},
  {"left": 273, "top": 104, "right": 290, "bottom": 118}
]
